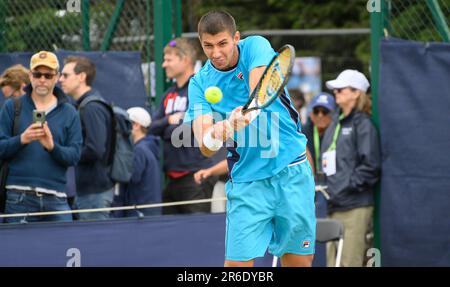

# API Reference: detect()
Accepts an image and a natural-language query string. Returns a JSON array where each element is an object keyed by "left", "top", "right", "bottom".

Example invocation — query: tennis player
[{"left": 183, "top": 10, "right": 316, "bottom": 267}]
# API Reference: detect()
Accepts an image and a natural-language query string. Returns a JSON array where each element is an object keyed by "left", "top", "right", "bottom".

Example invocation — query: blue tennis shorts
[{"left": 224, "top": 160, "right": 316, "bottom": 261}]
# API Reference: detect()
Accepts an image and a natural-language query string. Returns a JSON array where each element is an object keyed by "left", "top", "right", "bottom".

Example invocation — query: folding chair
[
  {"left": 271, "top": 218, "right": 344, "bottom": 267},
  {"left": 316, "top": 218, "right": 345, "bottom": 267}
]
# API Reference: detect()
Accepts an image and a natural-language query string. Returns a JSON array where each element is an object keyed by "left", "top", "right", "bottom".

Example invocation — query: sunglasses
[
  {"left": 334, "top": 87, "right": 357, "bottom": 93},
  {"left": 167, "top": 39, "right": 187, "bottom": 55},
  {"left": 169, "top": 40, "right": 177, "bottom": 47},
  {"left": 313, "top": 107, "right": 330, "bottom": 116},
  {"left": 61, "top": 72, "right": 73, "bottom": 79},
  {"left": 32, "top": 71, "right": 57, "bottom": 80}
]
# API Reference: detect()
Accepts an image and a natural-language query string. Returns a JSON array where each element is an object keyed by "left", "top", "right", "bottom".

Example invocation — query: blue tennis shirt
[{"left": 184, "top": 36, "right": 307, "bottom": 182}]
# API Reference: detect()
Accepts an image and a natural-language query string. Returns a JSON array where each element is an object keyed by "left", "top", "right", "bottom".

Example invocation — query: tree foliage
[
  {"left": 187, "top": 0, "right": 450, "bottom": 84},
  {"left": 2, "top": 0, "right": 449, "bottom": 81},
  {"left": 188, "top": 0, "right": 372, "bottom": 81}
]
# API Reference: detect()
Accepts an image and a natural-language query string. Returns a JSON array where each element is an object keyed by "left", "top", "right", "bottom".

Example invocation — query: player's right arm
[
  {"left": 192, "top": 114, "right": 232, "bottom": 157},
  {"left": 193, "top": 107, "right": 252, "bottom": 157},
  {"left": 187, "top": 78, "right": 250, "bottom": 158}
]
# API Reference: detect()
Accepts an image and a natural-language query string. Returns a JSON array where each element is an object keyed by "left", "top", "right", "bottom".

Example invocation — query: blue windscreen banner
[
  {"left": 379, "top": 38, "right": 450, "bottom": 266},
  {"left": 0, "top": 51, "right": 148, "bottom": 109},
  {"left": 0, "top": 213, "right": 272, "bottom": 267},
  {"left": 0, "top": 213, "right": 326, "bottom": 267},
  {"left": 0, "top": 214, "right": 227, "bottom": 267}
]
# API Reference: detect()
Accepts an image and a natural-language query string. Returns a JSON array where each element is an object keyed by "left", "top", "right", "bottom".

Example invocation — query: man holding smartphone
[{"left": 0, "top": 51, "right": 82, "bottom": 223}]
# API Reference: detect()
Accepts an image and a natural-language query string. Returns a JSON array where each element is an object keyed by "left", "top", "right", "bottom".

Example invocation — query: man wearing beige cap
[{"left": 0, "top": 51, "right": 82, "bottom": 223}]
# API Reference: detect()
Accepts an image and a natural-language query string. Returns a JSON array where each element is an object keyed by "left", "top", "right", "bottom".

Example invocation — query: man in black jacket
[
  {"left": 60, "top": 56, "right": 114, "bottom": 220},
  {"left": 149, "top": 38, "right": 217, "bottom": 214}
]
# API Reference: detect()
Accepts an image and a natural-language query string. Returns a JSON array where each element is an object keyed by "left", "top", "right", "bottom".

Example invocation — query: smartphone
[{"left": 33, "top": 110, "right": 46, "bottom": 126}]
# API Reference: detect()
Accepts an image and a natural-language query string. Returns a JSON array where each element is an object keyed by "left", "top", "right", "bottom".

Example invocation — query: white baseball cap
[
  {"left": 326, "top": 69, "right": 370, "bottom": 93},
  {"left": 127, "top": 107, "right": 151, "bottom": 128}
]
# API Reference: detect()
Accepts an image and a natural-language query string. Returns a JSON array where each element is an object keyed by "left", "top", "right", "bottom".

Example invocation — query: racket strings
[
  {"left": 252, "top": 46, "right": 294, "bottom": 109},
  {"left": 258, "top": 59, "right": 285, "bottom": 105},
  {"left": 278, "top": 50, "right": 291, "bottom": 74}
]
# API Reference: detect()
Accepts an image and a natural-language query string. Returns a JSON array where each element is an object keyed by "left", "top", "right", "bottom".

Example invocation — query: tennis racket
[{"left": 241, "top": 44, "right": 295, "bottom": 114}]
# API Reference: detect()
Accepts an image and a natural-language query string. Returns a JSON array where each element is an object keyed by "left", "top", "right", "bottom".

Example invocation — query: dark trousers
[{"left": 163, "top": 173, "right": 217, "bottom": 215}]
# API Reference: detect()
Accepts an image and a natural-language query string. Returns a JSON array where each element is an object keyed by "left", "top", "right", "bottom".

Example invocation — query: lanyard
[
  {"left": 327, "top": 113, "right": 345, "bottom": 152},
  {"left": 313, "top": 126, "right": 321, "bottom": 170}
]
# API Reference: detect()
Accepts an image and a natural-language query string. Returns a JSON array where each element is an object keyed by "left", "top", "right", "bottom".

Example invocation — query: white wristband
[{"left": 203, "top": 129, "right": 223, "bottom": 151}]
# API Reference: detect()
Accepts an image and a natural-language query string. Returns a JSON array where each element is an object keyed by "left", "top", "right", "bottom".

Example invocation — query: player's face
[
  {"left": 200, "top": 31, "right": 240, "bottom": 70},
  {"left": 162, "top": 51, "right": 187, "bottom": 80}
]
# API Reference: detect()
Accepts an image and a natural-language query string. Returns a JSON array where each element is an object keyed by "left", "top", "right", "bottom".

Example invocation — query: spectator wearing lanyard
[
  {"left": 321, "top": 69, "right": 381, "bottom": 267},
  {"left": 303, "top": 93, "right": 336, "bottom": 184}
]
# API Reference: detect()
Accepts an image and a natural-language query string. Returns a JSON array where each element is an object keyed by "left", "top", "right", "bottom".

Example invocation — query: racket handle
[
  {"left": 242, "top": 98, "right": 258, "bottom": 114},
  {"left": 247, "top": 109, "right": 260, "bottom": 122}
]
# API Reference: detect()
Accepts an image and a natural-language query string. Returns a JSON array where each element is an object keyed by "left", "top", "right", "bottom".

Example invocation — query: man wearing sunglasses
[
  {"left": 303, "top": 92, "right": 336, "bottom": 180},
  {"left": 59, "top": 56, "right": 115, "bottom": 220},
  {"left": 0, "top": 51, "right": 82, "bottom": 223}
]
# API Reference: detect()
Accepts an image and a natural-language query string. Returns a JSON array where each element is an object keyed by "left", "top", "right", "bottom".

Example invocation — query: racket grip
[
  {"left": 247, "top": 109, "right": 261, "bottom": 122},
  {"left": 242, "top": 98, "right": 258, "bottom": 114}
]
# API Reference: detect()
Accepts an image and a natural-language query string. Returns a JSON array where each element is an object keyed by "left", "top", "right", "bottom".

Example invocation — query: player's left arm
[
  {"left": 248, "top": 66, "right": 266, "bottom": 93},
  {"left": 246, "top": 36, "right": 275, "bottom": 94}
]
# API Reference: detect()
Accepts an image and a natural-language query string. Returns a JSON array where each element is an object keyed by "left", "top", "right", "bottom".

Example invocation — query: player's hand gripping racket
[{"left": 241, "top": 44, "right": 295, "bottom": 115}]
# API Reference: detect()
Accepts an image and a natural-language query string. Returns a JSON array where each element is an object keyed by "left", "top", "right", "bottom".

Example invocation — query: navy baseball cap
[{"left": 308, "top": 92, "right": 336, "bottom": 113}]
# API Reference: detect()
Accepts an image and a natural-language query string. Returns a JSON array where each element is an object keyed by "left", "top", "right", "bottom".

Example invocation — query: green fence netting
[
  {"left": 383, "top": 0, "right": 450, "bottom": 42},
  {"left": 0, "top": 0, "right": 154, "bottom": 57}
]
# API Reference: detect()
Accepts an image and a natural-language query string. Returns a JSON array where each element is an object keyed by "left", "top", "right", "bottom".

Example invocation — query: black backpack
[{"left": 79, "top": 96, "right": 134, "bottom": 184}]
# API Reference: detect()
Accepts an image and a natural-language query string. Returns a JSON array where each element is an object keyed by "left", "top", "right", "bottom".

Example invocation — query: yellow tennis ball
[{"left": 205, "top": 86, "right": 223, "bottom": 104}]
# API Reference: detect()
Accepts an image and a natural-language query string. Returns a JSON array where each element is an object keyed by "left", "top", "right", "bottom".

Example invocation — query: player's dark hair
[
  {"left": 64, "top": 56, "right": 96, "bottom": 86},
  {"left": 198, "top": 10, "right": 236, "bottom": 39}
]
